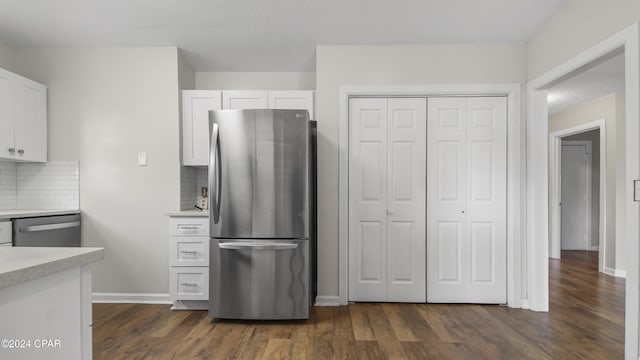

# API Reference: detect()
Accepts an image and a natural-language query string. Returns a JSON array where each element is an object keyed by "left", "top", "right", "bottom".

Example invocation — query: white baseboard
[
  {"left": 315, "top": 295, "right": 341, "bottom": 306},
  {"left": 590, "top": 245, "right": 599, "bottom": 251},
  {"left": 520, "top": 299, "right": 531, "bottom": 310},
  {"left": 171, "top": 300, "right": 208, "bottom": 310},
  {"left": 604, "top": 267, "right": 627, "bottom": 278},
  {"left": 615, "top": 269, "right": 627, "bottom": 278},
  {"left": 93, "top": 292, "right": 171, "bottom": 304}
]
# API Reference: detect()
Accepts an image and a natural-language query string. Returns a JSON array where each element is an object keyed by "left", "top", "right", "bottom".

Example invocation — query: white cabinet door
[
  {"left": 348, "top": 97, "right": 426, "bottom": 303},
  {"left": 182, "top": 90, "right": 222, "bottom": 166},
  {"left": 268, "top": 91, "right": 314, "bottom": 119},
  {"left": 427, "top": 97, "right": 507, "bottom": 304},
  {"left": 0, "top": 68, "right": 13, "bottom": 160},
  {"left": 13, "top": 76, "right": 46, "bottom": 162},
  {"left": 222, "top": 91, "right": 268, "bottom": 109}
]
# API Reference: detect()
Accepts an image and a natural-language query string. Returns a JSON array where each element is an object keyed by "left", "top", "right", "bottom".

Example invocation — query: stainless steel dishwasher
[{"left": 13, "top": 214, "right": 81, "bottom": 247}]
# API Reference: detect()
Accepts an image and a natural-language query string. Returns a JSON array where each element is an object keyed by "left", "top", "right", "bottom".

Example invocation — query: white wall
[
  {"left": 615, "top": 92, "right": 627, "bottom": 271},
  {"left": 528, "top": 0, "right": 640, "bottom": 79},
  {"left": 14, "top": 47, "right": 182, "bottom": 295},
  {"left": 195, "top": 72, "right": 315, "bottom": 90},
  {"left": 549, "top": 93, "right": 624, "bottom": 270},
  {"left": 0, "top": 39, "right": 17, "bottom": 73},
  {"left": 315, "top": 44, "right": 527, "bottom": 298}
]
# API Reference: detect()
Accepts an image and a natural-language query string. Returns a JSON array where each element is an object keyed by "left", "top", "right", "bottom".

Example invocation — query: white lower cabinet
[{"left": 169, "top": 216, "right": 210, "bottom": 310}]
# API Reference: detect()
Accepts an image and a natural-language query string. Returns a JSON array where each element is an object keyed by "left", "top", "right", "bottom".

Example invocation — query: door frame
[
  {"left": 338, "top": 84, "right": 522, "bottom": 308},
  {"left": 549, "top": 121, "right": 605, "bottom": 272},
  {"left": 526, "top": 23, "right": 639, "bottom": 359}
]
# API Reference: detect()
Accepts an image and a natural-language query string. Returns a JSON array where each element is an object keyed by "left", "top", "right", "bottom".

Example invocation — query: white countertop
[
  {"left": 0, "top": 209, "right": 81, "bottom": 220},
  {"left": 0, "top": 247, "right": 104, "bottom": 290},
  {"left": 166, "top": 210, "right": 209, "bottom": 217}
]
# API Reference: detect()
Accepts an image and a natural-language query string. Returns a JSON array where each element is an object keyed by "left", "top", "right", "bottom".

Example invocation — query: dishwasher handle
[{"left": 20, "top": 221, "right": 81, "bottom": 233}]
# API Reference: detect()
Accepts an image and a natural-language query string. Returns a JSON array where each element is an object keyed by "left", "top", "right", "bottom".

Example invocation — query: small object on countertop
[
  {"left": 199, "top": 187, "right": 209, "bottom": 209},
  {"left": 194, "top": 205, "right": 203, "bottom": 211}
]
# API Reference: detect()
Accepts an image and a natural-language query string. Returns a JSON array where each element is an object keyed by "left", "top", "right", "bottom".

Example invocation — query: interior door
[
  {"left": 348, "top": 97, "right": 426, "bottom": 302},
  {"left": 386, "top": 98, "right": 426, "bottom": 302},
  {"left": 349, "top": 98, "right": 388, "bottom": 301},
  {"left": 427, "top": 97, "right": 507, "bottom": 304},
  {"left": 561, "top": 141, "right": 592, "bottom": 250}
]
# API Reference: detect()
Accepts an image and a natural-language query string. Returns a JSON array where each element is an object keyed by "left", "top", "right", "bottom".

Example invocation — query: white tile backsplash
[
  {"left": 0, "top": 160, "right": 79, "bottom": 210},
  {"left": 0, "top": 161, "right": 17, "bottom": 209},
  {"left": 180, "top": 166, "right": 208, "bottom": 210},
  {"left": 180, "top": 166, "right": 198, "bottom": 210}
]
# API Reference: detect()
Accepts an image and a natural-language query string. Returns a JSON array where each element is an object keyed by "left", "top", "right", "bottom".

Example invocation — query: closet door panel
[
  {"left": 348, "top": 98, "right": 388, "bottom": 301},
  {"left": 466, "top": 97, "right": 507, "bottom": 303},
  {"left": 387, "top": 98, "right": 426, "bottom": 302},
  {"left": 427, "top": 98, "right": 467, "bottom": 302}
]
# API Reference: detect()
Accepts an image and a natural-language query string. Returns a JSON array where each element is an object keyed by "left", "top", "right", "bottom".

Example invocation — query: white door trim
[
  {"left": 338, "top": 84, "right": 522, "bottom": 308},
  {"left": 549, "top": 120, "right": 606, "bottom": 274},
  {"left": 526, "top": 22, "right": 639, "bottom": 359}
]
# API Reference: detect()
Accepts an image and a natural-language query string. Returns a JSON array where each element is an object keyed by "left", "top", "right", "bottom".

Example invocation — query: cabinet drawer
[
  {"left": 170, "top": 267, "right": 209, "bottom": 301},
  {"left": 0, "top": 221, "right": 11, "bottom": 245},
  {"left": 170, "top": 237, "right": 209, "bottom": 267},
  {"left": 169, "top": 218, "right": 209, "bottom": 236}
]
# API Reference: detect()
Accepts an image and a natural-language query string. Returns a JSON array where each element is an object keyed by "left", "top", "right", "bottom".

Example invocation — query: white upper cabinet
[
  {"left": 268, "top": 91, "right": 314, "bottom": 119},
  {"left": 182, "top": 91, "right": 222, "bottom": 166},
  {"left": 222, "top": 91, "right": 268, "bottom": 109},
  {"left": 182, "top": 90, "right": 314, "bottom": 166},
  {"left": 0, "top": 68, "right": 47, "bottom": 163}
]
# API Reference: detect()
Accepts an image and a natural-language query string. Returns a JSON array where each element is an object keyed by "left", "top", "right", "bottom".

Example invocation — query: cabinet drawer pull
[
  {"left": 180, "top": 251, "right": 199, "bottom": 254},
  {"left": 180, "top": 282, "right": 198, "bottom": 287}
]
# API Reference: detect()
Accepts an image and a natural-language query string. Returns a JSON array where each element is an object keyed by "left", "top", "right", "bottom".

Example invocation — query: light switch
[
  {"left": 635, "top": 180, "right": 640, "bottom": 202},
  {"left": 138, "top": 152, "right": 147, "bottom": 166}
]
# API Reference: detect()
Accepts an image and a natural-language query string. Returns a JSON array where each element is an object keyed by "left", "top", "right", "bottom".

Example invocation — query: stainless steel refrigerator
[{"left": 208, "top": 109, "right": 316, "bottom": 320}]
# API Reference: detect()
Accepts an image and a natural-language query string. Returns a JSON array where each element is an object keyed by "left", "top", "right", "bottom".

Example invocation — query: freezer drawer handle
[
  {"left": 20, "top": 221, "right": 80, "bottom": 233},
  {"left": 219, "top": 242, "right": 298, "bottom": 251}
]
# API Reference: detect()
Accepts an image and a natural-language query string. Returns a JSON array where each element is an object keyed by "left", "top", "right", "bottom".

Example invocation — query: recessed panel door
[
  {"left": 427, "top": 97, "right": 507, "bottom": 304},
  {"left": 386, "top": 98, "right": 426, "bottom": 302},
  {"left": 561, "top": 141, "right": 592, "bottom": 251},
  {"left": 349, "top": 98, "right": 388, "bottom": 301},
  {"left": 466, "top": 97, "right": 507, "bottom": 303},
  {"left": 427, "top": 98, "right": 467, "bottom": 302}
]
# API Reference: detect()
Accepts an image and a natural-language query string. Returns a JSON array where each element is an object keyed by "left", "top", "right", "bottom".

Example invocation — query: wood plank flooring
[{"left": 93, "top": 251, "right": 624, "bottom": 359}]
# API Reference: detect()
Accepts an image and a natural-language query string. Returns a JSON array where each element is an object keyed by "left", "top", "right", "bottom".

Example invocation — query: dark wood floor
[{"left": 93, "top": 251, "right": 624, "bottom": 359}]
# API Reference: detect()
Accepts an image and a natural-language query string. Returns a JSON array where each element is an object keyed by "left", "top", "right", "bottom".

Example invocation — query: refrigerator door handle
[
  {"left": 209, "top": 123, "right": 221, "bottom": 223},
  {"left": 219, "top": 242, "right": 298, "bottom": 251}
]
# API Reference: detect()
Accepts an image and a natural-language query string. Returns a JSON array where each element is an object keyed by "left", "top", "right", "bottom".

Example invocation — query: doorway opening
[{"left": 527, "top": 23, "right": 638, "bottom": 357}]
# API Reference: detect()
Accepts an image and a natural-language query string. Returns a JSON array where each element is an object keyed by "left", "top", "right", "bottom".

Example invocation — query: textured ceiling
[
  {"left": 547, "top": 52, "right": 625, "bottom": 115},
  {"left": 0, "top": 0, "right": 567, "bottom": 71}
]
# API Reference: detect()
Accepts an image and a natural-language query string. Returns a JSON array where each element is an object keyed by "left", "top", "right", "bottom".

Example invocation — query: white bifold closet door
[
  {"left": 349, "top": 97, "right": 426, "bottom": 302},
  {"left": 426, "top": 97, "right": 507, "bottom": 304}
]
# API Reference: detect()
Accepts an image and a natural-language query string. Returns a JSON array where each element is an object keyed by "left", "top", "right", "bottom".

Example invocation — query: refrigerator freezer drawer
[{"left": 210, "top": 238, "right": 310, "bottom": 320}]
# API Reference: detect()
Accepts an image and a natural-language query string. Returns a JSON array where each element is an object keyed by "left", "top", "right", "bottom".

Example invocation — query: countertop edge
[
  {"left": 0, "top": 209, "right": 81, "bottom": 220},
  {"left": 0, "top": 248, "right": 104, "bottom": 290},
  {"left": 166, "top": 210, "right": 209, "bottom": 217}
]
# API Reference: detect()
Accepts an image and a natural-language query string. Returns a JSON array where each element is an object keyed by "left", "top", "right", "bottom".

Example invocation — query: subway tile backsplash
[
  {"left": 0, "top": 160, "right": 80, "bottom": 210},
  {"left": 180, "top": 166, "right": 208, "bottom": 210}
]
